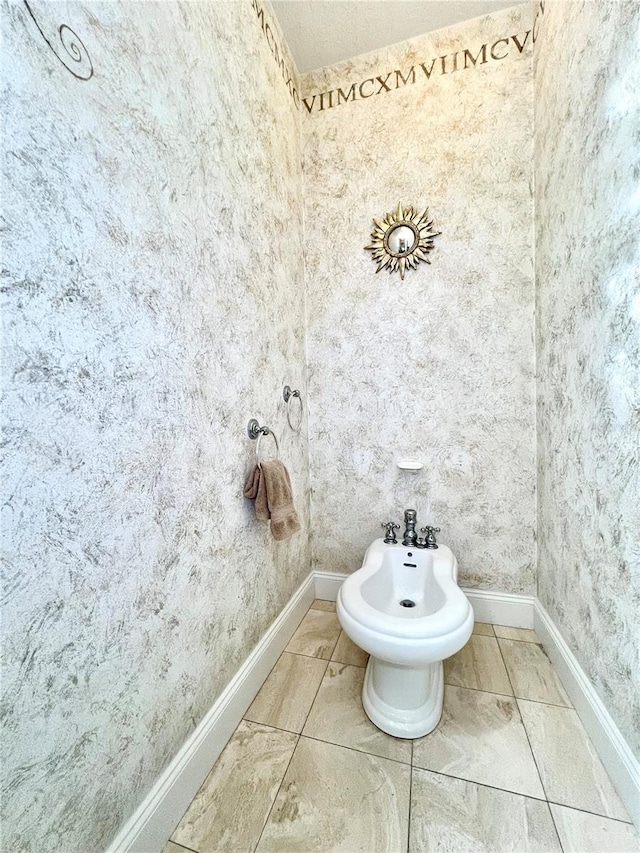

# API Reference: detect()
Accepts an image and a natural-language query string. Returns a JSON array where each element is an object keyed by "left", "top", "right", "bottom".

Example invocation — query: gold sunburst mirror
[{"left": 365, "top": 203, "right": 441, "bottom": 280}]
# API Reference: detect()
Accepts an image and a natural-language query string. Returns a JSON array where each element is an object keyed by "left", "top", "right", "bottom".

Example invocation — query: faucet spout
[{"left": 402, "top": 508, "right": 418, "bottom": 547}]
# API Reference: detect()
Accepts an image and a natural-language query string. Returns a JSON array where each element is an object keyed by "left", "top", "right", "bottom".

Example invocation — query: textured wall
[
  {"left": 534, "top": 0, "right": 640, "bottom": 757},
  {"left": 1, "top": 2, "right": 309, "bottom": 850},
  {"left": 302, "top": 5, "right": 536, "bottom": 591}
]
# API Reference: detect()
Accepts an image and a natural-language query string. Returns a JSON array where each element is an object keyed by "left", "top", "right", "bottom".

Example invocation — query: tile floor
[{"left": 165, "top": 601, "right": 639, "bottom": 853}]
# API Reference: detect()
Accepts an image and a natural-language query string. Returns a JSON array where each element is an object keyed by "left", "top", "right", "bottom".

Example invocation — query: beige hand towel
[{"left": 244, "top": 459, "right": 301, "bottom": 541}]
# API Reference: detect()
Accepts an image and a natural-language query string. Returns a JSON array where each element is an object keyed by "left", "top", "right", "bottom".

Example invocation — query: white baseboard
[
  {"left": 107, "top": 572, "right": 315, "bottom": 853},
  {"left": 314, "top": 570, "right": 347, "bottom": 601},
  {"left": 534, "top": 600, "right": 640, "bottom": 829},
  {"left": 463, "top": 588, "right": 535, "bottom": 629}
]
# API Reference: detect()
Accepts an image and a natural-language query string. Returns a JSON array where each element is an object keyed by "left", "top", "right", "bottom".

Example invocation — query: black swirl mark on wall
[{"left": 23, "top": 0, "right": 93, "bottom": 80}]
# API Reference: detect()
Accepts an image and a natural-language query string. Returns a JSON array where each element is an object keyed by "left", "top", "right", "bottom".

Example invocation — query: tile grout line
[
  {"left": 252, "top": 648, "right": 416, "bottom": 849},
  {"left": 281, "top": 648, "right": 339, "bottom": 663},
  {"left": 443, "top": 678, "right": 572, "bottom": 709},
  {"left": 252, "top": 656, "right": 337, "bottom": 849},
  {"left": 246, "top": 653, "right": 331, "bottom": 736},
  {"left": 491, "top": 626, "right": 540, "bottom": 644},
  {"left": 411, "top": 764, "right": 550, "bottom": 804},
  {"left": 494, "top": 636, "right": 541, "bottom": 644},
  {"left": 167, "top": 841, "right": 199, "bottom": 853},
  {"left": 447, "top": 634, "right": 517, "bottom": 698},
  {"left": 242, "top": 716, "right": 299, "bottom": 737},
  {"left": 495, "top": 633, "right": 565, "bottom": 852},
  {"left": 290, "top": 605, "right": 365, "bottom": 666},
  {"left": 407, "top": 740, "right": 414, "bottom": 853},
  {"left": 299, "top": 657, "right": 331, "bottom": 733},
  {"left": 545, "top": 799, "right": 635, "bottom": 827},
  {"left": 295, "top": 732, "right": 411, "bottom": 768},
  {"left": 252, "top": 633, "right": 332, "bottom": 852},
  {"left": 331, "top": 657, "right": 368, "bottom": 668},
  {"left": 287, "top": 645, "right": 368, "bottom": 668},
  {"left": 266, "top": 728, "right": 412, "bottom": 768},
  {"left": 251, "top": 731, "right": 301, "bottom": 853},
  {"left": 546, "top": 801, "right": 567, "bottom": 852},
  {"left": 495, "top": 636, "right": 573, "bottom": 707},
  {"left": 285, "top": 612, "right": 342, "bottom": 662},
  {"left": 300, "top": 646, "right": 407, "bottom": 769},
  {"left": 327, "top": 627, "right": 342, "bottom": 659},
  {"left": 252, "top": 633, "right": 331, "bottom": 852},
  {"left": 513, "top": 696, "right": 633, "bottom": 826}
]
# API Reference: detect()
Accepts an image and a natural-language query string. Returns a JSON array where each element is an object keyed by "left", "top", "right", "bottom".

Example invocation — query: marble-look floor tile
[
  {"left": 311, "top": 599, "right": 336, "bottom": 612},
  {"left": 163, "top": 842, "right": 189, "bottom": 853},
  {"left": 171, "top": 720, "right": 297, "bottom": 852},
  {"left": 245, "top": 652, "right": 327, "bottom": 733},
  {"left": 331, "top": 629, "right": 369, "bottom": 667},
  {"left": 303, "top": 661, "right": 411, "bottom": 764},
  {"left": 285, "top": 609, "right": 341, "bottom": 659},
  {"left": 413, "top": 685, "right": 544, "bottom": 798},
  {"left": 499, "top": 638, "right": 571, "bottom": 706},
  {"left": 257, "top": 737, "right": 410, "bottom": 852},
  {"left": 444, "top": 635, "right": 513, "bottom": 695},
  {"left": 518, "top": 699, "right": 629, "bottom": 821},
  {"left": 473, "top": 621, "right": 495, "bottom": 636},
  {"left": 410, "top": 769, "right": 561, "bottom": 852},
  {"left": 549, "top": 804, "right": 640, "bottom": 852},
  {"left": 494, "top": 624, "right": 539, "bottom": 642}
]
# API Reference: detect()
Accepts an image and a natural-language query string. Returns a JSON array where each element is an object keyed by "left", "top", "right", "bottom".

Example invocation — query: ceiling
[{"left": 272, "top": 1, "right": 520, "bottom": 73}]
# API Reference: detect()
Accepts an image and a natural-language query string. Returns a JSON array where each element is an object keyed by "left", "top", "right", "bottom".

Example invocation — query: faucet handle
[
  {"left": 420, "top": 526, "right": 441, "bottom": 548},
  {"left": 381, "top": 521, "right": 400, "bottom": 543}
]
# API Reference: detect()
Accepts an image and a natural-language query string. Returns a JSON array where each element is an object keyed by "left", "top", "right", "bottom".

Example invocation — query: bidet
[{"left": 337, "top": 537, "right": 473, "bottom": 738}]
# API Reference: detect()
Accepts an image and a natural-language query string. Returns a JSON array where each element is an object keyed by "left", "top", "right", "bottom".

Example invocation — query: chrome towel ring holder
[
  {"left": 247, "top": 419, "right": 279, "bottom": 467},
  {"left": 283, "top": 385, "right": 303, "bottom": 433}
]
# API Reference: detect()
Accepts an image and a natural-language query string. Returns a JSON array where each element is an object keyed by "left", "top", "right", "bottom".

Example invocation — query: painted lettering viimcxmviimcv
[
  {"left": 302, "top": 31, "right": 532, "bottom": 115},
  {"left": 251, "top": 0, "right": 299, "bottom": 109}
]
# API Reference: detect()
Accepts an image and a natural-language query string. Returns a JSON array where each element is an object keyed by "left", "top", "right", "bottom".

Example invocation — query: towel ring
[
  {"left": 247, "top": 419, "right": 279, "bottom": 467},
  {"left": 283, "top": 385, "right": 303, "bottom": 433}
]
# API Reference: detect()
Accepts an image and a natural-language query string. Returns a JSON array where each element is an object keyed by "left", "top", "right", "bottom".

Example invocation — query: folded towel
[{"left": 244, "top": 459, "right": 301, "bottom": 541}]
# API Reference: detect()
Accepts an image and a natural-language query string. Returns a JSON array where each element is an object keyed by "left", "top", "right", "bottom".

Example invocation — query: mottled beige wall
[
  {"left": 302, "top": 5, "right": 536, "bottom": 592},
  {"left": 1, "top": 2, "right": 309, "bottom": 850},
  {"left": 534, "top": 0, "right": 640, "bottom": 757}
]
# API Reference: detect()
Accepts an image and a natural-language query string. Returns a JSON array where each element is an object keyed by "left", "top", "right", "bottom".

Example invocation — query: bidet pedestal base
[{"left": 362, "top": 657, "right": 444, "bottom": 739}]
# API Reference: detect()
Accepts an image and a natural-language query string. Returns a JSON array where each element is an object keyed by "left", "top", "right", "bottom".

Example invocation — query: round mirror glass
[{"left": 386, "top": 223, "right": 417, "bottom": 255}]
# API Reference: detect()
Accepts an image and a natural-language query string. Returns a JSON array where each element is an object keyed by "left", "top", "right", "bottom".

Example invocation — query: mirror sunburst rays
[{"left": 365, "top": 202, "right": 441, "bottom": 280}]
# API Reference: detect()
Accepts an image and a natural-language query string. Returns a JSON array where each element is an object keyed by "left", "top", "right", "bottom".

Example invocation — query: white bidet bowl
[{"left": 337, "top": 538, "right": 473, "bottom": 738}]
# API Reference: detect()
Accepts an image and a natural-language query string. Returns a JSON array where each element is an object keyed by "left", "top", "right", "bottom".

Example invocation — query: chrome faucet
[{"left": 402, "top": 509, "right": 418, "bottom": 547}]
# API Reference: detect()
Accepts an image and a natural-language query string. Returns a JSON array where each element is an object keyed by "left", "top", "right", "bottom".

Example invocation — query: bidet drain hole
[{"left": 400, "top": 599, "right": 416, "bottom": 608}]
